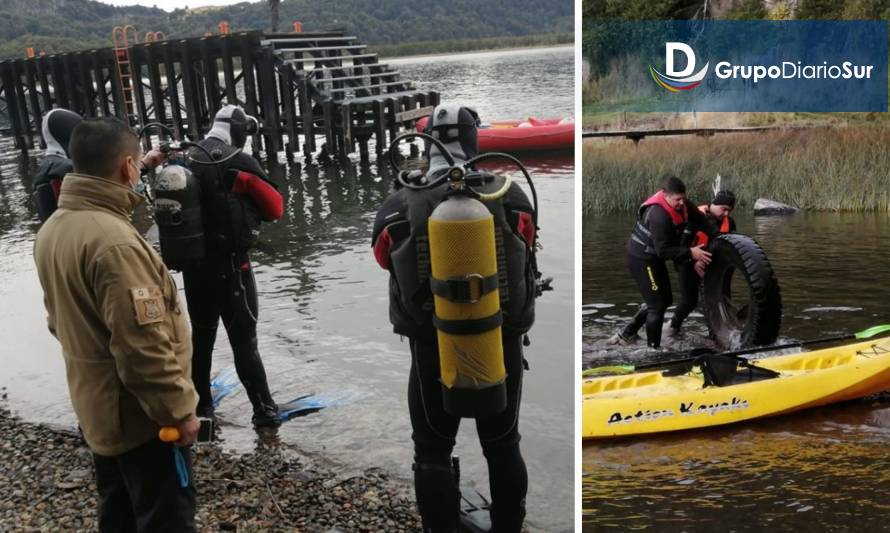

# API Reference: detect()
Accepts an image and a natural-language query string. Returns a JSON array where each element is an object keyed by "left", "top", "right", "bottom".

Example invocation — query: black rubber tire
[{"left": 702, "top": 234, "right": 782, "bottom": 348}]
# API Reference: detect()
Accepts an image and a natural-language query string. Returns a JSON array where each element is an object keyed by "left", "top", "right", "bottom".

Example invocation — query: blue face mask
[{"left": 134, "top": 179, "right": 147, "bottom": 196}]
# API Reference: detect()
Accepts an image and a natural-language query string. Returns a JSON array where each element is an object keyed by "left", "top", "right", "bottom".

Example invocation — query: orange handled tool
[
  {"left": 158, "top": 427, "right": 190, "bottom": 488},
  {"left": 159, "top": 426, "right": 181, "bottom": 442}
]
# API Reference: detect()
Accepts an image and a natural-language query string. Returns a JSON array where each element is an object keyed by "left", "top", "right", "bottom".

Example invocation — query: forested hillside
[
  {"left": 582, "top": 0, "right": 890, "bottom": 20},
  {"left": 0, "top": 0, "right": 573, "bottom": 58}
]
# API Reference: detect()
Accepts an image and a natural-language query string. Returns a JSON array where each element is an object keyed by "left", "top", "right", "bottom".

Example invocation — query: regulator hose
[
  {"left": 137, "top": 122, "right": 175, "bottom": 140},
  {"left": 387, "top": 131, "right": 456, "bottom": 172},
  {"left": 473, "top": 174, "right": 513, "bottom": 202},
  {"left": 387, "top": 132, "right": 455, "bottom": 190},
  {"left": 385, "top": 132, "right": 539, "bottom": 224},
  {"left": 465, "top": 151, "right": 539, "bottom": 226}
]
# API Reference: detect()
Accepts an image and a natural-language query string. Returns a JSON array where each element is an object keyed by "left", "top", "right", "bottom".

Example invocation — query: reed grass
[{"left": 583, "top": 127, "right": 890, "bottom": 213}]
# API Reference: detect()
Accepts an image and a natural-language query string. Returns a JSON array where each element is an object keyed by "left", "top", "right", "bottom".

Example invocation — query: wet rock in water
[
  {"left": 754, "top": 198, "right": 799, "bottom": 216},
  {"left": 0, "top": 403, "right": 421, "bottom": 531}
]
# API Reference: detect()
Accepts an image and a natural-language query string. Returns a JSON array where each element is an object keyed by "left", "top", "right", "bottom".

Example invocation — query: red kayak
[{"left": 416, "top": 116, "right": 574, "bottom": 153}]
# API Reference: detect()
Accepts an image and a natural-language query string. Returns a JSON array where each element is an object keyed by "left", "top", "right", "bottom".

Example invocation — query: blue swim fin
[
  {"left": 210, "top": 368, "right": 241, "bottom": 407},
  {"left": 277, "top": 394, "right": 327, "bottom": 421}
]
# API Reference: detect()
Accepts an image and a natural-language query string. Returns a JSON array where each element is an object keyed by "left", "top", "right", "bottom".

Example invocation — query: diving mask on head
[{"left": 424, "top": 104, "right": 481, "bottom": 175}]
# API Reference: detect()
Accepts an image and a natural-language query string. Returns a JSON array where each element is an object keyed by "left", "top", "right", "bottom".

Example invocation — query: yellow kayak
[{"left": 582, "top": 338, "right": 890, "bottom": 439}]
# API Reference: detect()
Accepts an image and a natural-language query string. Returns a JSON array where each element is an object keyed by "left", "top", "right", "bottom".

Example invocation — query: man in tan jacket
[{"left": 34, "top": 117, "right": 200, "bottom": 532}]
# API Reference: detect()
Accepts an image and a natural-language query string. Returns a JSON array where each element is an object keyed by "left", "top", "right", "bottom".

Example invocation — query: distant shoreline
[
  {"left": 373, "top": 33, "right": 573, "bottom": 60},
  {"left": 383, "top": 43, "right": 573, "bottom": 61}
]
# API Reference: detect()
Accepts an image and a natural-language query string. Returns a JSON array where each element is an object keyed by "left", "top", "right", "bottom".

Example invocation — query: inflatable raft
[
  {"left": 416, "top": 116, "right": 573, "bottom": 153},
  {"left": 582, "top": 338, "right": 890, "bottom": 439}
]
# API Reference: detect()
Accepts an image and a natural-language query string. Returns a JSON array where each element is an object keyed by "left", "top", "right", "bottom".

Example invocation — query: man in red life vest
[
  {"left": 667, "top": 189, "right": 737, "bottom": 336},
  {"left": 611, "top": 176, "right": 712, "bottom": 349}
]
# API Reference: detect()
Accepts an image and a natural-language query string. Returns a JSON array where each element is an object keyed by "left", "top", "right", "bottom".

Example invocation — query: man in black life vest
[
  {"left": 182, "top": 105, "right": 284, "bottom": 428},
  {"left": 372, "top": 104, "right": 537, "bottom": 532},
  {"left": 33, "top": 108, "right": 83, "bottom": 222},
  {"left": 613, "top": 176, "right": 711, "bottom": 349},
  {"left": 668, "top": 189, "right": 737, "bottom": 336}
]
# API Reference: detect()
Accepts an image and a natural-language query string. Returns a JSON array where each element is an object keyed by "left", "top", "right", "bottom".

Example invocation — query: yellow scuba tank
[{"left": 428, "top": 186, "right": 507, "bottom": 418}]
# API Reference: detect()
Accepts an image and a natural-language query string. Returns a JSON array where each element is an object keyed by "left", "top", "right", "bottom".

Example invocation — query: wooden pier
[
  {"left": 0, "top": 28, "right": 439, "bottom": 161},
  {"left": 582, "top": 125, "right": 819, "bottom": 144}
]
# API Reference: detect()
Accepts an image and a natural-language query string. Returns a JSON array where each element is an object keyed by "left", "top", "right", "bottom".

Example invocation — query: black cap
[{"left": 713, "top": 190, "right": 736, "bottom": 208}]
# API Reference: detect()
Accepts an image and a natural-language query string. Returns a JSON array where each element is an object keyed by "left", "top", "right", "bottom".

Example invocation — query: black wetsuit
[
  {"left": 670, "top": 214, "right": 736, "bottom": 330},
  {"left": 183, "top": 136, "right": 276, "bottom": 416},
  {"left": 409, "top": 335, "right": 527, "bottom": 532},
  {"left": 622, "top": 200, "right": 707, "bottom": 348},
  {"left": 33, "top": 155, "right": 73, "bottom": 222}
]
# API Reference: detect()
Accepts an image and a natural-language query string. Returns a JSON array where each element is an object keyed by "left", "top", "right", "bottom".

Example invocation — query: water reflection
[{"left": 583, "top": 397, "right": 890, "bottom": 531}]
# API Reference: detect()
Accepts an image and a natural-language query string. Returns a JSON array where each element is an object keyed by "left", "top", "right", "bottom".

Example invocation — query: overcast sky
[{"left": 101, "top": 0, "right": 250, "bottom": 11}]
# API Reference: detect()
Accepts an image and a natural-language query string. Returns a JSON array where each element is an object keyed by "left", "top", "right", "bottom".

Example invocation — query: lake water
[
  {"left": 582, "top": 209, "right": 890, "bottom": 530},
  {"left": 0, "top": 46, "right": 575, "bottom": 531}
]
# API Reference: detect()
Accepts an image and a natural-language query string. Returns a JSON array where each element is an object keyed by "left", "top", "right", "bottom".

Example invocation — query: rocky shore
[{"left": 0, "top": 394, "right": 420, "bottom": 532}]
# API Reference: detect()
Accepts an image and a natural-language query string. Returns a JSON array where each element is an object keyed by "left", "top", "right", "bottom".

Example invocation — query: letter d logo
[
  {"left": 650, "top": 42, "right": 709, "bottom": 92},
  {"left": 666, "top": 42, "right": 697, "bottom": 77}
]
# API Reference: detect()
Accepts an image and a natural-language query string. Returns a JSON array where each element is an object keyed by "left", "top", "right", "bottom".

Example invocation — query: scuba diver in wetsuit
[
  {"left": 33, "top": 108, "right": 83, "bottom": 222},
  {"left": 372, "top": 104, "right": 540, "bottom": 532},
  {"left": 668, "top": 189, "right": 737, "bottom": 336},
  {"left": 181, "top": 105, "right": 284, "bottom": 428},
  {"left": 612, "top": 176, "right": 711, "bottom": 349}
]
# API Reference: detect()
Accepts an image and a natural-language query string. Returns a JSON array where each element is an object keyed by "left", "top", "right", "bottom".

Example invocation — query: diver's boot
[
  {"left": 485, "top": 445, "right": 527, "bottom": 533},
  {"left": 664, "top": 322, "right": 682, "bottom": 338},
  {"left": 251, "top": 403, "right": 281, "bottom": 428},
  {"left": 607, "top": 331, "right": 638, "bottom": 345},
  {"left": 491, "top": 500, "right": 526, "bottom": 533},
  {"left": 245, "top": 377, "right": 280, "bottom": 428},
  {"left": 611, "top": 304, "right": 647, "bottom": 345},
  {"left": 232, "top": 340, "right": 281, "bottom": 428},
  {"left": 414, "top": 458, "right": 460, "bottom": 532}
]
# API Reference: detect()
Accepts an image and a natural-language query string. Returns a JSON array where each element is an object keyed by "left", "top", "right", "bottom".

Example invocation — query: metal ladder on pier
[{"left": 111, "top": 25, "right": 139, "bottom": 126}]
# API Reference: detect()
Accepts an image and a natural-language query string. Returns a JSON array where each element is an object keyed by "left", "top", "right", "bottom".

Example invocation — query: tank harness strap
[
  {"left": 632, "top": 219, "right": 658, "bottom": 255},
  {"left": 432, "top": 311, "right": 503, "bottom": 335},
  {"left": 429, "top": 273, "right": 499, "bottom": 304},
  {"left": 630, "top": 233, "right": 655, "bottom": 255},
  {"left": 156, "top": 204, "right": 202, "bottom": 227}
]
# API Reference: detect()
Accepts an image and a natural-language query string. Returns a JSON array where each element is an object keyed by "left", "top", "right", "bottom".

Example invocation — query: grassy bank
[
  {"left": 583, "top": 127, "right": 890, "bottom": 213},
  {"left": 373, "top": 32, "right": 573, "bottom": 59},
  {"left": 581, "top": 109, "right": 890, "bottom": 130}
]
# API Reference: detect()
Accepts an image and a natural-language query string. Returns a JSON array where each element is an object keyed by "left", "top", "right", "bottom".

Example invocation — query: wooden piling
[
  {"left": 161, "top": 43, "right": 184, "bottom": 139},
  {"left": 12, "top": 60, "right": 33, "bottom": 147},
  {"left": 22, "top": 59, "right": 43, "bottom": 142},
  {"left": 178, "top": 42, "right": 201, "bottom": 140},
  {"left": 144, "top": 44, "right": 168, "bottom": 139}
]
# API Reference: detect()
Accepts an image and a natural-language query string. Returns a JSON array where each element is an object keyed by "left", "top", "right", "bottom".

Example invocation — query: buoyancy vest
[
  {"left": 188, "top": 137, "right": 281, "bottom": 252},
  {"left": 372, "top": 179, "right": 537, "bottom": 340},
  {"left": 630, "top": 191, "right": 688, "bottom": 256},
  {"left": 693, "top": 204, "right": 732, "bottom": 247}
]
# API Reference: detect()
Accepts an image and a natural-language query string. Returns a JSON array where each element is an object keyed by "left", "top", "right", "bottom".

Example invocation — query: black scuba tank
[{"left": 153, "top": 162, "right": 205, "bottom": 270}]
